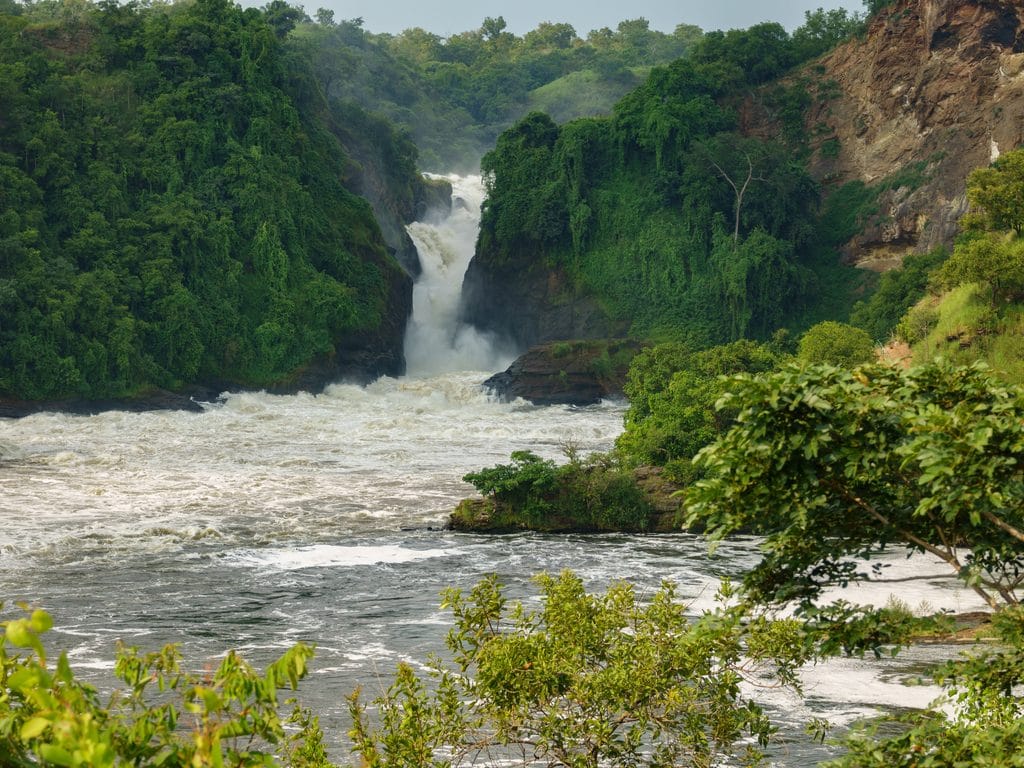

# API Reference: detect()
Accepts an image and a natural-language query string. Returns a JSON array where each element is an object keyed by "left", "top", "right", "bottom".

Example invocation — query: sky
[{"left": 309, "top": 0, "right": 865, "bottom": 37}]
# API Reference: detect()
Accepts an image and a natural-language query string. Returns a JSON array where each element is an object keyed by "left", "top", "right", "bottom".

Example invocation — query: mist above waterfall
[{"left": 404, "top": 174, "right": 512, "bottom": 377}]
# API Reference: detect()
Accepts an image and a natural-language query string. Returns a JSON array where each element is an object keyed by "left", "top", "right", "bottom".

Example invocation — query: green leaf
[
  {"left": 20, "top": 716, "right": 50, "bottom": 740},
  {"left": 37, "top": 744, "right": 74, "bottom": 766},
  {"left": 30, "top": 609, "right": 53, "bottom": 634},
  {"left": 5, "top": 619, "right": 32, "bottom": 647}
]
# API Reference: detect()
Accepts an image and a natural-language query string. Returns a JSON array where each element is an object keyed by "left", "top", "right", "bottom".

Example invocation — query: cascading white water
[{"left": 403, "top": 174, "right": 512, "bottom": 377}]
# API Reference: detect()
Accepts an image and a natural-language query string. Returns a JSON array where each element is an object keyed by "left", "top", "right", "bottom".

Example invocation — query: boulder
[{"left": 483, "top": 339, "right": 643, "bottom": 406}]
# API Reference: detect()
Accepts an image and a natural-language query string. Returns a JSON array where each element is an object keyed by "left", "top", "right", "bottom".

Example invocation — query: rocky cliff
[
  {"left": 791, "top": 0, "right": 1024, "bottom": 267},
  {"left": 483, "top": 339, "right": 642, "bottom": 405},
  {"left": 461, "top": 261, "right": 627, "bottom": 351}
]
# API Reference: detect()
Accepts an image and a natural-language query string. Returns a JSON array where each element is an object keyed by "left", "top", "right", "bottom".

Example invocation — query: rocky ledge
[
  {"left": 0, "top": 388, "right": 209, "bottom": 418},
  {"left": 483, "top": 339, "right": 643, "bottom": 406}
]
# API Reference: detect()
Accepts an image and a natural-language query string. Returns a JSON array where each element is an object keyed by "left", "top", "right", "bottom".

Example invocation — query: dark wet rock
[
  {"left": 0, "top": 389, "right": 206, "bottom": 418},
  {"left": 482, "top": 339, "right": 643, "bottom": 406},
  {"left": 461, "top": 261, "right": 627, "bottom": 351}
]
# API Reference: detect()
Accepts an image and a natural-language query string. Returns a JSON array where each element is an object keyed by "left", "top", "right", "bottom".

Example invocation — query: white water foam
[
  {"left": 228, "top": 544, "right": 457, "bottom": 572},
  {"left": 404, "top": 174, "right": 513, "bottom": 376}
]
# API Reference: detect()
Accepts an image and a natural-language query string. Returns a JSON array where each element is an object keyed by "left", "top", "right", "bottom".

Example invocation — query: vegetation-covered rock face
[
  {"left": 482, "top": 339, "right": 641, "bottom": 406},
  {"left": 0, "top": 0, "right": 432, "bottom": 403},
  {"left": 459, "top": 25, "right": 860, "bottom": 351},
  {"left": 460, "top": 0, "right": 1024, "bottom": 353}
]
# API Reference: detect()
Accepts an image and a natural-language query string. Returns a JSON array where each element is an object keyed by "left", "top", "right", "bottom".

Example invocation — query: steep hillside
[
  {"left": 794, "top": 0, "right": 1024, "bottom": 266},
  {"left": 461, "top": 0, "right": 1024, "bottom": 355},
  {"left": 460, "top": 22, "right": 858, "bottom": 352},
  {"left": 0, "top": 0, "right": 430, "bottom": 404}
]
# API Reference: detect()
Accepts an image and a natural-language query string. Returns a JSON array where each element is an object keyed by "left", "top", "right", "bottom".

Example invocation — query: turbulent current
[{"left": 0, "top": 175, "right": 987, "bottom": 766}]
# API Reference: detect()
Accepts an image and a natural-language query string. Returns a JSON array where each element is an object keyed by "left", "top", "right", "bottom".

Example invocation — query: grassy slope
[{"left": 909, "top": 284, "right": 1024, "bottom": 383}]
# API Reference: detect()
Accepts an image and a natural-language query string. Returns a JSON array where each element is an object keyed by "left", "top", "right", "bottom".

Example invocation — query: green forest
[
  {"left": 466, "top": 13, "right": 907, "bottom": 350},
  {"left": 0, "top": 0, "right": 872, "bottom": 403},
  {"left": 289, "top": 12, "right": 705, "bottom": 170},
  {"left": 0, "top": 0, "right": 425, "bottom": 401}
]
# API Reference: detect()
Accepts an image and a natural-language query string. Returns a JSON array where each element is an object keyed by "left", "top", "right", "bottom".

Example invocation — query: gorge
[{"left": 3, "top": 0, "right": 1022, "bottom": 763}]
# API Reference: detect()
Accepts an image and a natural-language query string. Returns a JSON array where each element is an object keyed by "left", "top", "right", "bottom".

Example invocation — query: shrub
[
  {"left": 348, "top": 572, "right": 811, "bottom": 768},
  {"left": 0, "top": 604, "right": 328, "bottom": 767},
  {"left": 797, "top": 321, "right": 876, "bottom": 367}
]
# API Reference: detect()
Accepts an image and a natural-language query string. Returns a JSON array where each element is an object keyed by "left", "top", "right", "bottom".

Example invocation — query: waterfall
[{"left": 403, "top": 174, "right": 511, "bottom": 377}]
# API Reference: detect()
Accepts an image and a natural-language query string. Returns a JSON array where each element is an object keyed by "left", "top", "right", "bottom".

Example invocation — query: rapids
[{"left": 0, "top": 175, "right": 988, "bottom": 766}]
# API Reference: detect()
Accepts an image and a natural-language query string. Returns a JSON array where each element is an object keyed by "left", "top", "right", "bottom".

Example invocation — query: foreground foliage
[
  {"left": 4, "top": 576, "right": 1022, "bottom": 768},
  {"left": 348, "top": 571, "right": 810, "bottom": 768},
  {"left": 0, "top": 604, "right": 329, "bottom": 767},
  {"left": 686, "top": 360, "right": 1024, "bottom": 609}
]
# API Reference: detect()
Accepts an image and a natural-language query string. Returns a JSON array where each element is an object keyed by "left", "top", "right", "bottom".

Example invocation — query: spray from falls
[{"left": 403, "top": 174, "right": 511, "bottom": 377}]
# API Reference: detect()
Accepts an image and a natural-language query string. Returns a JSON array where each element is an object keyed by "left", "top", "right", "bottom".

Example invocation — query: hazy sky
[{"left": 311, "top": 0, "right": 865, "bottom": 37}]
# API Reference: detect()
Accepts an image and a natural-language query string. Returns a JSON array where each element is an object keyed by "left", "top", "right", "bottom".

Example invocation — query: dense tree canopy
[
  {"left": 0, "top": 0, "right": 418, "bottom": 400},
  {"left": 686, "top": 361, "right": 1024, "bottom": 609},
  {"left": 616, "top": 340, "right": 788, "bottom": 480},
  {"left": 474, "top": 36, "right": 828, "bottom": 347},
  {"left": 290, "top": 13, "right": 705, "bottom": 170},
  {"left": 796, "top": 321, "right": 875, "bottom": 367}
]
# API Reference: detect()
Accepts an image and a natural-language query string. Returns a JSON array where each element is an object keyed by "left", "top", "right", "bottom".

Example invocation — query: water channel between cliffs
[{"left": 0, "top": 174, "right": 987, "bottom": 766}]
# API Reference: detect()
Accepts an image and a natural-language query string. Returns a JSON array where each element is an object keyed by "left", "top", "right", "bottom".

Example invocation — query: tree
[
  {"left": 827, "top": 605, "right": 1024, "bottom": 768},
  {"left": 523, "top": 21, "right": 577, "bottom": 51},
  {"left": 862, "top": 0, "right": 896, "bottom": 16},
  {"left": 964, "top": 148, "right": 1024, "bottom": 235},
  {"left": 617, "top": 340, "right": 787, "bottom": 480},
  {"left": 262, "top": 0, "right": 303, "bottom": 39},
  {"left": 791, "top": 7, "right": 864, "bottom": 61},
  {"left": 480, "top": 15, "right": 506, "bottom": 41},
  {"left": 348, "top": 571, "right": 810, "bottom": 768},
  {"left": 937, "top": 231, "right": 1024, "bottom": 304},
  {"left": 686, "top": 361, "right": 1024, "bottom": 609},
  {"left": 797, "top": 321, "right": 876, "bottom": 367}
]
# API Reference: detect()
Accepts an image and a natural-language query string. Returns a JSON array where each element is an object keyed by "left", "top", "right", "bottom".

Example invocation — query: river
[{"left": 0, "top": 176, "right": 987, "bottom": 766}]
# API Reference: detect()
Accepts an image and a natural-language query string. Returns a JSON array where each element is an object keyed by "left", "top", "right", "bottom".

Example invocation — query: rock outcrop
[
  {"left": 460, "top": 262, "right": 628, "bottom": 352},
  {"left": 0, "top": 389, "right": 206, "bottom": 418},
  {"left": 792, "top": 0, "right": 1024, "bottom": 266},
  {"left": 483, "top": 340, "right": 642, "bottom": 406}
]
